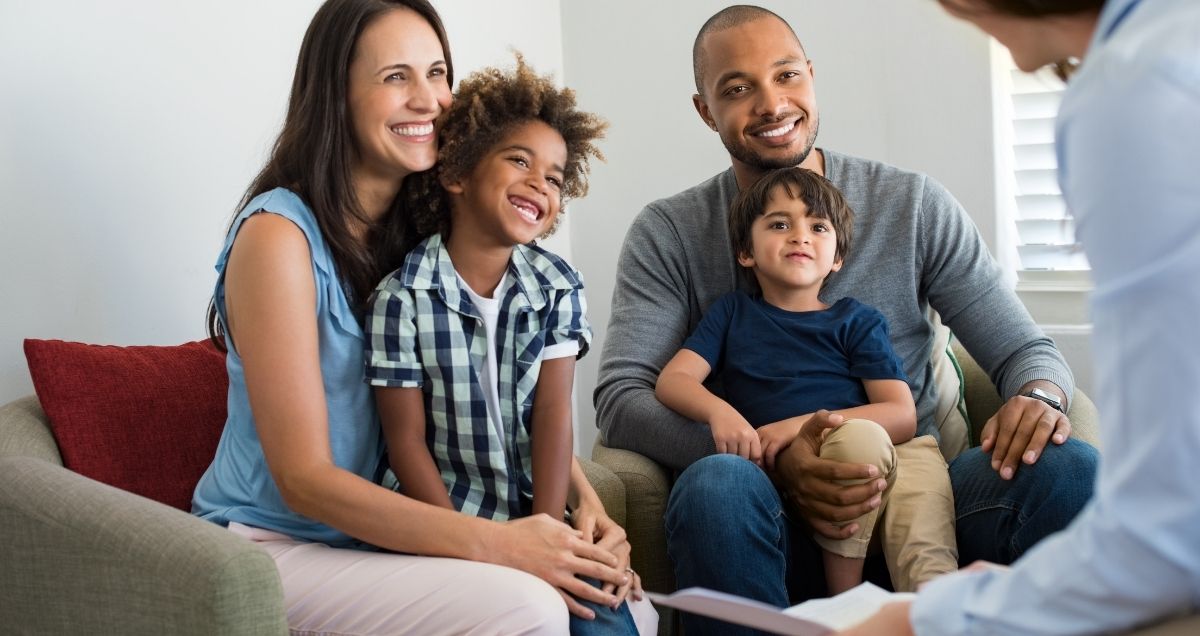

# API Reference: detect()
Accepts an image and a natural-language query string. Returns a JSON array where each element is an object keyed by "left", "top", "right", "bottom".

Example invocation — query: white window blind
[{"left": 1003, "top": 56, "right": 1090, "bottom": 277}]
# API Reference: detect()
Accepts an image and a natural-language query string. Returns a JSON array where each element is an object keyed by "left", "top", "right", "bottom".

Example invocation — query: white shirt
[
  {"left": 913, "top": 0, "right": 1200, "bottom": 633},
  {"left": 459, "top": 272, "right": 580, "bottom": 444}
]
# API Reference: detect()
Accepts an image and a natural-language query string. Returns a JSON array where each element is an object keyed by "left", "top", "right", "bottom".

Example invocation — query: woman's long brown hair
[{"left": 207, "top": 0, "right": 453, "bottom": 350}]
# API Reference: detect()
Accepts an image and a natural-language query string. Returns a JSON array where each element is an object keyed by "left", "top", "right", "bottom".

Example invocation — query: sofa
[
  {"left": 0, "top": 338, "right": 626, "bottom": 635},
  {"left": 592, "top": 339, "right": 1200, "bottom": 635},
  {"left": 592, "top": 340, "right": 1101, "bottom": 603}
]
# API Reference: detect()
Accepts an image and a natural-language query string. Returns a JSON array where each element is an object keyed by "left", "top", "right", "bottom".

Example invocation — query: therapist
[{"left": 842, "top": 0, "right": 1200, "bottom": 634}]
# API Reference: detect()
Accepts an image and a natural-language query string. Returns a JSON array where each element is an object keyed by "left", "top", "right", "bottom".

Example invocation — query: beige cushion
[{"left": 929, "top": 312, "right": 971, "bottom": 462}]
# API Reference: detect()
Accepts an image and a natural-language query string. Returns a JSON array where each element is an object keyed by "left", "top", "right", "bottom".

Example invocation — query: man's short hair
[
  {"left": 729, "top": 167, "right": 854, "bottom": 269},
  {"left": 692, "top": 5, "right": 805, "bottom": 95}
]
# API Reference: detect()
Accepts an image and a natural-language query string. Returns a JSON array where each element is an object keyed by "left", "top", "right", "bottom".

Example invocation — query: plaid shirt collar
[{"left": 397, "top": 233, "right": 580, "bottom": 318}]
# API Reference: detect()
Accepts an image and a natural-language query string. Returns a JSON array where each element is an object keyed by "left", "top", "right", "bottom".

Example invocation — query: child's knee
[{"left": 820, "top": 418, "right": 896, "bottom": 479}]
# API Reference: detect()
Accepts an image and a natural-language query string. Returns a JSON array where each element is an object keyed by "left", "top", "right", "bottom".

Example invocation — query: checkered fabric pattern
[{"left": 364, "top": 233, "right": 591, "bottom": 520}]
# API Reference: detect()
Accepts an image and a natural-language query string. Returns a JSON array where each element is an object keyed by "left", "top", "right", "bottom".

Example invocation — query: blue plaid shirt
[{"left": 364, "top": 233, "right": 591, "bottom": 520}]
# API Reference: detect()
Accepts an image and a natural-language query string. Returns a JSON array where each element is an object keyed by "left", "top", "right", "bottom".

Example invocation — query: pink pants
[{"left": 230, "top": 523, "right": 658, "bottom": 635}]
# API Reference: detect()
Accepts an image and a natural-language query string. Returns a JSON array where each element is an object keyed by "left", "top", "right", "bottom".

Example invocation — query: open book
[{"left": 647, "top": 581, "right": 914, "bottom": 635}]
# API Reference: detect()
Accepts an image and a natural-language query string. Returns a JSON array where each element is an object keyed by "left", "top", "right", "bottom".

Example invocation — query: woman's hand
[
  {"left": 486, "top": 513, "right": 628, "bottom": 620},
  {"left": 573, "top": 496, "right": 642, "bottom": 604}
]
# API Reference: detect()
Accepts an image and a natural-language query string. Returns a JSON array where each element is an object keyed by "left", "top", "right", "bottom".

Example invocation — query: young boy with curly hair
[
  {"left": 364, "top": 57, "right": 653, "bottom": 634},
  {"left": 656, "top": 167, "right": 958, "bottom": 595}
]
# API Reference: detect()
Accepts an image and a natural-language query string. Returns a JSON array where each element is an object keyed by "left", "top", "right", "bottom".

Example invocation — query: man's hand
[
  {"left": 980, "top": 386, "right": 1071, "bottom": 480},
  {"left": 772, "top": 411, "right": 887, "bottom": 539},
  {"left": 758, "top": 417, "right": 805, "bottom": 471},
  {"left": 711, "top": 410, "right": 762, "bottom": 464}
]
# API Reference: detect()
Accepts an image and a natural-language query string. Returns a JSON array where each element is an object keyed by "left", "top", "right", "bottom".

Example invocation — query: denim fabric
[
  {"left": 569, "top": 577, "right": 639, "bottom": 635},
  {"left": 665, "top": 440, "right": 1098, "bottom": 635},
  {"left": 665, "top": 455, "right": 795, "bottom": 636},
  {"left": 950, "top": 438, "right": 1098, "bottom": 565}
]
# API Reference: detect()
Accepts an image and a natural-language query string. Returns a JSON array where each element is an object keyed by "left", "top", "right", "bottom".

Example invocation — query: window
[{"left": 994, "top": 45, "right": 1090, "bottom": 285}]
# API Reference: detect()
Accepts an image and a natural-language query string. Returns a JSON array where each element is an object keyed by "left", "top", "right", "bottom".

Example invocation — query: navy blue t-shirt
[{"left": 682, "top": 291, "right": 907, "bottom": 427}]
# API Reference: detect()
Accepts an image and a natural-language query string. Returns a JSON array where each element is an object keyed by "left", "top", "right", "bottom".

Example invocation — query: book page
[
  {"left": 784, "top": 582, "right": 916, "bottom": 631},
  {"left": 647, "top": 582, "right": 914, "bottom": 634},
  {"left": 647, "top": 588, "right": 833, "bottom": 636}
]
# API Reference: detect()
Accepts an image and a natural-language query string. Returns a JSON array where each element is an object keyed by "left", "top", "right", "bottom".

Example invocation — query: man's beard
[{"left": 722, "top": 115, "right": 820, "bottom": 171}]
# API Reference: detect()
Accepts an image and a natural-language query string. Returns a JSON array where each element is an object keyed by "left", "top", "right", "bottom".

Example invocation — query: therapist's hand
[{"left": 837, "top": 601, "right": 915, "bottom": 636}]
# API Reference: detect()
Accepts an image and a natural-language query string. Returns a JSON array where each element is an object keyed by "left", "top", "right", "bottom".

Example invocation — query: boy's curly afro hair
[{"left": 407, "top": 53, "right": 607, "bottom": 238}]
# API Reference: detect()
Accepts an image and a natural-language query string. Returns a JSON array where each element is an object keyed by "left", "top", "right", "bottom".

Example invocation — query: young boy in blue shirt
[
  {"left": 364, "top": 57, "right": 655, "bottom": 634},
  {"left": 656, "top": 167, "right": 957, "bottom": 594}
]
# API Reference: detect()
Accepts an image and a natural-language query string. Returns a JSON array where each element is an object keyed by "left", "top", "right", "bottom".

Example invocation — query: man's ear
[{"left": 693, "top": 94, "right": 718, "bottom": 132}]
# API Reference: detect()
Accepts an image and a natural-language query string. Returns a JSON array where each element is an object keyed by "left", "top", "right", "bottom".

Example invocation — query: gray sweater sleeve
[
  {"left": 917, "top": 177, "right": 1075, "bottom": 403},
  {"left": 593, "top": 206, "right": 717, "bottom": 471}
]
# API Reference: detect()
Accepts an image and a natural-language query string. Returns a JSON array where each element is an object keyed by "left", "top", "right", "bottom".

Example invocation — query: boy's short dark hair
[
  {"left": 728, "top": 167, "right": 855, "bottom": 269},
  {"left": 409, "top": 54, "right": 607, "bottom": 238}
]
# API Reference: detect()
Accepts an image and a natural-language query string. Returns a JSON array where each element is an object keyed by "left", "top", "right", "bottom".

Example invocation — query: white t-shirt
[{"left": 459, "top": 271, "right": 580, "bottom": 438}]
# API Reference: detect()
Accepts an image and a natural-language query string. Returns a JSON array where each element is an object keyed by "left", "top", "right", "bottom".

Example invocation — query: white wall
[
  {"left": 561, "top": 0, "right": 1002, "bottom": 456},
  {"left": 0, "top": 1, "right": 566, "bottom": 402},
  {"left": 0, "top": 0, "right": 318, "bottom": 403},
  {"left": 0, "top": 0, "right": 1090, "bottom": 457}
]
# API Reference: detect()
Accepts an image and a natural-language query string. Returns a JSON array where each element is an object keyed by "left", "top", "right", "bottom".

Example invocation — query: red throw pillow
[{"left": 23, "top": 339, "right": 228, "bottom": 511}]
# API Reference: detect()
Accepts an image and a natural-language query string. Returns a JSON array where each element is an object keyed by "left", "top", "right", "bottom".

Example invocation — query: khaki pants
[{"left": 816, "top": 420, "right": 958, "bottom": 592}]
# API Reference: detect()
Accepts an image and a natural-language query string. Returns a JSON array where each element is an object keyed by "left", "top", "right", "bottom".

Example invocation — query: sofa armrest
[
  {"left": 590, "top": 441, "right": 673, "bottom": 594},
  {"left": 579, "top": 455, "right": 627, "bottom": 528},
  {"left": 0, "top": 395, "right": 62, "bottom": 464},
  {"left": 592, "top": 440, "right": 676, "bottom": 635},
  {"left": 1062, "top": 390, "right": 1100, "bottom": 449},
  {"left": 952, "top": 342, "right": 1101, "bottom": 450},
  {"left": 0, "top": 455, "right": 286, "bottom": 635}
]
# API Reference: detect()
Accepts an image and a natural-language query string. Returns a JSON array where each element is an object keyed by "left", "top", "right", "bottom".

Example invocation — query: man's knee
[
  {"left": 671, "top": 454, "right": 774, "bottom": 506},
  {"left": 820, "top": 419, "right": 896, "bottom": 480},
  {"left": 1032, "top": 437, "right": 1099, "bottom": 507},
  {"left": 951, "top": 438, "right": 1098, "bottom": 563},
  {"left": 666, "top": 454, "right": 778, "bottom": 535},
  {"left": 1042, "top": 437, "right": 1099, "bottom": 476}
]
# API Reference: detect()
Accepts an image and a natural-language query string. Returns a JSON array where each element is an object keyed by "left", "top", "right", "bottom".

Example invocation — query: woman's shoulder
[
  {"left": 218, "top": 187, "right": 332, "bottom": 276},
  {"left": 239, "top": 188, "right": 318, "bottom": 235}
]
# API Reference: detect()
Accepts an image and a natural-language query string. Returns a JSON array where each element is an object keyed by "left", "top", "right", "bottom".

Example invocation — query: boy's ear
[
  {"left": 831, "top": 256, "right": 843, "bottom": 272},
  {"left": 736, "top": 251, "right": 756, "bottom": 268},
  {"left": 440, "top": 172, "right": 465, "bottom": 195}
]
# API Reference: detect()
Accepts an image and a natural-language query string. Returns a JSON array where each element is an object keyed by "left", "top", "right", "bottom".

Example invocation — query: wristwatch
[{"left": 1023, "top": 387, "right": 1065, "bottom": 414}]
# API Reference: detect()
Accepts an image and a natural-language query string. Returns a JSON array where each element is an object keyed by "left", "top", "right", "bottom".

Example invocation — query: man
[{"left": 594, "top": 5, "right": 1098, "bottom": 634}]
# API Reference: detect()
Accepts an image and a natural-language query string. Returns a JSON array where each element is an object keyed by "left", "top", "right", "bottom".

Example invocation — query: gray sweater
[{"left": 594, "top": 149, "right": 1074, "bottom": 471}]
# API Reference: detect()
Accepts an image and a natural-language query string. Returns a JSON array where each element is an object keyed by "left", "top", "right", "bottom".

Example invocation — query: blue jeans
[
  {"left": 664, "top": 439, "right": 1098, "bottom": 636},
  {"left": 569, "top": 577, "right": 639, "bottom": 635}
]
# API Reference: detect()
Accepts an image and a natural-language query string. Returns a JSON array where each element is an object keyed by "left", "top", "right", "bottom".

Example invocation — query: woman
[
  {"left": 190, "top": 1, "right": 653, "bottom": 633},
  {"left": 843, "top": 0, "right": 1200, "bottom": 634}
]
